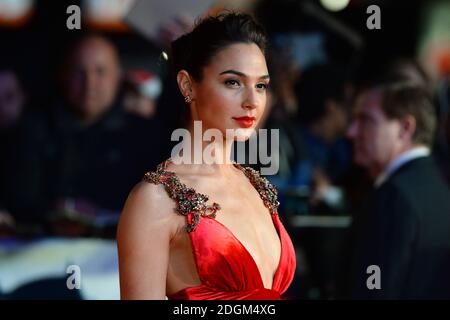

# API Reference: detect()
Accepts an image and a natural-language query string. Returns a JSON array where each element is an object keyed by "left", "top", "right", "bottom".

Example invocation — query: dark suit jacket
[{"left": 350, "top": 156, "right": 450, "bottom": 299}]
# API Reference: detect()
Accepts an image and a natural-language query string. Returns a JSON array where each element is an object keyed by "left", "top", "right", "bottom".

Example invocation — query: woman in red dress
[{"left": 117, "top": 12, "right": 296, "bottom": 300}]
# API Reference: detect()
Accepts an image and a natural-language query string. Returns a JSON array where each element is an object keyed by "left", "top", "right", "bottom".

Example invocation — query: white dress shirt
[{"left": 374, "top": 146, "right": 431, "bottom": 188}]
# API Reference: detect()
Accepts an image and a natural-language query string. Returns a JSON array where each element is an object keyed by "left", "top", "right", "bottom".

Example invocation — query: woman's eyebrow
[{"left": 219, "top": 69, "right": 270, "bottom": 79}]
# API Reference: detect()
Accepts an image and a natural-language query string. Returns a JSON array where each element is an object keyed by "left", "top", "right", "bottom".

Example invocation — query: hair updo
[{"left": 170, "top": 12, "right": 268, "bottom": 82}]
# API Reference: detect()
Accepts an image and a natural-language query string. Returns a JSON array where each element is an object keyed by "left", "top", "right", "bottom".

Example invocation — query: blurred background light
[
  {"left": 0, "top": 0, "right": 34, "bottom": 27},
  {"left": 320, "top": 0, "right": 350, "bottom": 12}
]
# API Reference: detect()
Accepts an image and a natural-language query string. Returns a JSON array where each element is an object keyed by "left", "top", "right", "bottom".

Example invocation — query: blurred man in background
[
  {"left": 2, "top": 34, "right": 166, "bottom": 236},
  {"left": 0, "top": 70, "right": 25, "bottom": 129},
  {"left": 294, "top": 64, "right": 353, "bottom": 214},
  {"left": 45, "top": 34, "right": 165, "bottom": 234},
  {"left": 346, "top": 81, "right": 450, "bottom": 299},
  {"left": 63, "top": 35, "right": 121, "bottom": 125},
  {"left": 0, "top": 69, "right": 26, "bottom": 234}
]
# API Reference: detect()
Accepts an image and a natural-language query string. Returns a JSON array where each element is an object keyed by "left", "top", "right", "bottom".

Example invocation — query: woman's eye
[
  {"left": 225, "top": 79, "right": 240, "bottom": 87},
  {"left": 256, "top": 83, "right": 269, "bottom": 90}
]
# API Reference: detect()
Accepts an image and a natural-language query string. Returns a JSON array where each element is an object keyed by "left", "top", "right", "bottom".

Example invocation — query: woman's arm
[{"left": 117, "top": 181, "right": 174, "bottom": 299}]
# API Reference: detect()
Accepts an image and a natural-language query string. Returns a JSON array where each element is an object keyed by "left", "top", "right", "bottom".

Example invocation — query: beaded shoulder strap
[
  {"left": 142, "top": 159, "right": 279, "bottom": 232},
  {"left": 232, "top": 163, "right": 280, "bottom": 216},
  {"left": 143, "top": 159, "right": 220, "bottom": 232}
]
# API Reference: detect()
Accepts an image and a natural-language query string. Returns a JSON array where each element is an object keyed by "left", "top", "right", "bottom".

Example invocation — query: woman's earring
[{"left": 184, "top": 95, "right": 192, "bottom": 103}]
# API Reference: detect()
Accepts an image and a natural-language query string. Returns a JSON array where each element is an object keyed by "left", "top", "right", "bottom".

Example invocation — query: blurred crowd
[
  {"left": 0, "top": 34, "right": 170, "bottom": 237},
  {"left": 1, "top": 0, "right": 450, "bottom": 300}
]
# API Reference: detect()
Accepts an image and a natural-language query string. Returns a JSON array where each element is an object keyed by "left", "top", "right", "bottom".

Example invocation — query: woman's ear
[{"left": 176, "top": 70, "right": 194, "bottom": 102}]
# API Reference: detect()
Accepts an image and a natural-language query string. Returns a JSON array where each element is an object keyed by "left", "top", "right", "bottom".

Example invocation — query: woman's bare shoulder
[
  {"left": 129, "top": 181, "right": 172, "bottom": 209},
  {"left": 117, "top": 181, "right": 181, "bottom": 300},
  {"left": 118, "top": 181, "right": 181, "bottom": 237}
]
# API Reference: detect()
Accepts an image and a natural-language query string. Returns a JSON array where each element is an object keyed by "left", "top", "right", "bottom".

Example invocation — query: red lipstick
[{"left": 232, "top": 116, "right": 256, "bottom": 128}]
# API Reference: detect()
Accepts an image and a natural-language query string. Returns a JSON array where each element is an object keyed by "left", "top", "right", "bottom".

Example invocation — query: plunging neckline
[
  {"left": 162, "top": 159, "right": 283, "bottom": 290},
  {"left": 205, "top": 214, "right": 283, "bottom": 290}
]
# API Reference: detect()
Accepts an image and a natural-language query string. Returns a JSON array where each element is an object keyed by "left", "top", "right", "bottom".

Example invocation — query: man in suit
[{"left": 346, "top": 81, "right": 450, "bottom": 299}]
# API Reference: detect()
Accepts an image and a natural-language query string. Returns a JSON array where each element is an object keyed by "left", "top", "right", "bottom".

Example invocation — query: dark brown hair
[
  {"left": 170, "top": 12, "right": 268, "bottom": 82},
  {"left": 380, "top": 82, "right": 436, "bottom": 146}
]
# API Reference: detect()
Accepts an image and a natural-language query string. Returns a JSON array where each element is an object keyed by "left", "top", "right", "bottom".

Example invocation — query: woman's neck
[{"left": 170, "top": 121, "right": 236, "bottom": 177}]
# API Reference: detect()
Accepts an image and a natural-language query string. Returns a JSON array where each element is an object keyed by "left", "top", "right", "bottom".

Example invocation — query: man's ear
[
  {"left": 176, "top": 70, "right": 195, "bottom": 100},
  {"left": 399, "top": 114, "right": 417, "bottom": 140}
]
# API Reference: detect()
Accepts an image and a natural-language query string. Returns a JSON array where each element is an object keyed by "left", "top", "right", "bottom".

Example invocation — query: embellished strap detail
[
  {"left": 142, "top": 159, "right": 280, "bottom": 232},
  {"left": 143, "top": 160, "right": 220, "bottom": 232},
  {"left": 233, "top": 163, "right": 280, "bottom": 215}
]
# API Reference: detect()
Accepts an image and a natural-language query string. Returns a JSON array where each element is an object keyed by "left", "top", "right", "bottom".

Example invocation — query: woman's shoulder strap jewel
[
  {"left": 235, "top": 164, "right": 280, "bottom": 215},
  {"left": 142, "top": 159, "right": 221, "bottom": 232}
]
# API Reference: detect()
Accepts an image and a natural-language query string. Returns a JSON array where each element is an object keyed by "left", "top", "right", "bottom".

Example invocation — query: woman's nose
[{"left": 242, "top": 88, "right": 259, "bottom": 110}]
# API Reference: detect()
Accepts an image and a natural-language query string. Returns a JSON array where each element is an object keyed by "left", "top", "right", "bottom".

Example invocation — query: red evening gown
[{"left": 143, "top": 159, "right": 297, "bottom": 300}]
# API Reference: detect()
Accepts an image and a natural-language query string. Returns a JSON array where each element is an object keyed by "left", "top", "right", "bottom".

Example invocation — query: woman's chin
[
  {"left": 234, "top": 135, "right": 252, "bottom": 142},
  {"left": 231, "top": 128, "right": 256, "bottom": 142}
]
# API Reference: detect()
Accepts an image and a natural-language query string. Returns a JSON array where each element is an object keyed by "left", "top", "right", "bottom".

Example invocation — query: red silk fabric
[{"left": 167, "top": 213, "right": 296, "bottom": 300}]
